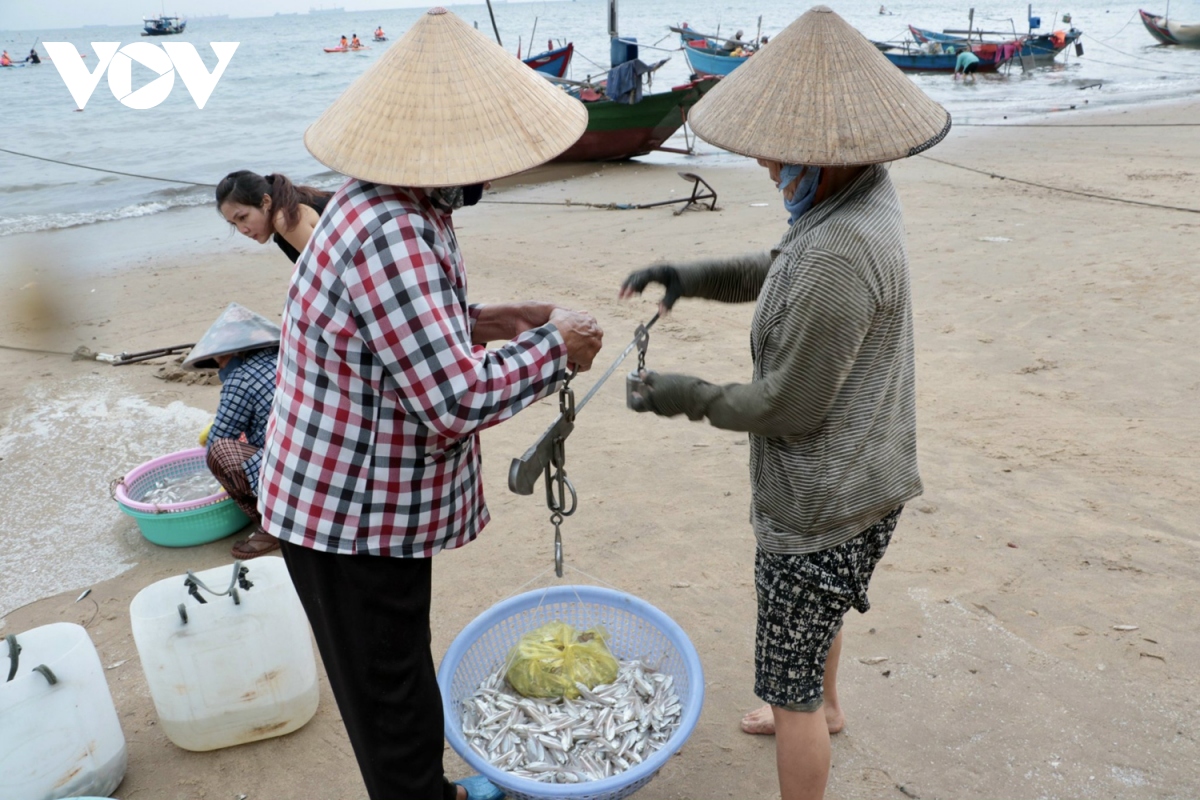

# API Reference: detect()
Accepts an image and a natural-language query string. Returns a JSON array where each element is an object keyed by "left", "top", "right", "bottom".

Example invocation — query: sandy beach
[{"left": 1, "top": 98, "right": 1198, "bottom": 800}]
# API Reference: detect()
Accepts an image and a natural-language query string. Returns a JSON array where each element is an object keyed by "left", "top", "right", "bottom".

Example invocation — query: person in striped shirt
[{"left": 620, "top": 7, "right": 951, "bottom": 800}]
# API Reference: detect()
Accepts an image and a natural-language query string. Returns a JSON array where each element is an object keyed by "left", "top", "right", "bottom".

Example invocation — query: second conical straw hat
[
  {"left": 305, "top": 7, "right": 587, "bottom": 187},
  {"left": 689, "top": 6, "right": 951, "bottom": 166}
]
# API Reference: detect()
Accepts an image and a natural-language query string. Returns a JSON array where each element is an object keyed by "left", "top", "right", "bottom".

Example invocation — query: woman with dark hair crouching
[{"left": 216, "top": 171, "right": 332, "bottom": 263}]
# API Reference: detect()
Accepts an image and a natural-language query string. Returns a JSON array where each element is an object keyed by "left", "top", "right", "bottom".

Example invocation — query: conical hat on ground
[
  {"left": 305, "top": 7, "right": 588, "bottom": 187},
  {"left": 688, "top": 5, "right": 951, "bottom": 166},
  {"left": 182, "top": 303, "right": 281, "bottom": 371}
]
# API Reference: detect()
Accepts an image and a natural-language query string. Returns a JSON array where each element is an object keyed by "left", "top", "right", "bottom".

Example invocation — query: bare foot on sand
[{"left": 739, "top": 704, "right": 845, "bottom": 735}]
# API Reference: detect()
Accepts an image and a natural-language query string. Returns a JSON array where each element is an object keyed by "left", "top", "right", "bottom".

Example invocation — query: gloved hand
[
  {"left": 628, "top": 371, "right": 712, "bottom": 420},
  {"left": 199, "top": 420, "right": 214, "bottom": 447},
  {"left": 619, "top": 264, "right": 685, "bottom": 312}
]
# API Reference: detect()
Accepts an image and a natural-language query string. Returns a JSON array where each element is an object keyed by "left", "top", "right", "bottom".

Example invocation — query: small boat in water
[
  {"left": 908, "top": 24, "right": 1081, "bottom": 63},
  {"left": 1139, "top": 9, "right": 1200, "bottom": 46},
  {"left": 142, "top": 14, "right": 186, "bottom": 36},
  {"left": 324, "top": 45, "right": 370, "bottom": 53},
  {"left": 874, "top": 38, "right": 1017, "bottom": 72},
  {"left": 671, "top": 24, "right": 758, "bottom": 76},
  {"left": 522, "top": 42, "right": 574, "bottom": 78}
]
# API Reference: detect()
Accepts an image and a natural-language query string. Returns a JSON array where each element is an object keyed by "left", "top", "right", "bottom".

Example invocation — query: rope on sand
[{"left": 917, "top": 153, "right": 1200, "bottom": 214}]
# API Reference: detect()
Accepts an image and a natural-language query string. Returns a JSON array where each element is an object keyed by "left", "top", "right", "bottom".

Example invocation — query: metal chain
[{"left": 545, "top": 370, "right": 578, "bottom": 577}]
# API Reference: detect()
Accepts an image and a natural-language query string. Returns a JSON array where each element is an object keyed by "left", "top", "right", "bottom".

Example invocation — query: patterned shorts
[{"left": 754, "top": 507, "right": 902, "bottom": 711}]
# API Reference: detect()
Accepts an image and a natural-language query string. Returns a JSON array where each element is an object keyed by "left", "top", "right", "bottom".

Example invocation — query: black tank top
[{"left": 273, "top": 194, "right": 330, "bottom": 263}]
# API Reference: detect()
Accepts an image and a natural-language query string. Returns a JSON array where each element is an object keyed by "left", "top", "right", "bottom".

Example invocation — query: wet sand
[{"left": 1, "top": 99, "right": 1198, "bottom": 799}]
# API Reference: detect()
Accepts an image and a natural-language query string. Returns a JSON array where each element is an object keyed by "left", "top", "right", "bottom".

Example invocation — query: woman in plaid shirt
[{"left": 257, "top": 9, "right": 599, "bottom": 800}]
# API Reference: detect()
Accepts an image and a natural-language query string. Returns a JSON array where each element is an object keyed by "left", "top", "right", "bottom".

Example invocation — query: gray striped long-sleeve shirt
[{"left": 662, "top": 164, "right": 922, "bottom": 554}]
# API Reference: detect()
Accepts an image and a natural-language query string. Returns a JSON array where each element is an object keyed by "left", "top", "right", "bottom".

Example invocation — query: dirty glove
[
  {"left": 620, "top": 265, "right": 686, "bottom": 311},
  {"left": 199, "top": 420, "right": 214, "bottom": 447},
  {"left": 628, "top": 371, "right": 714, "bottom": 420}
]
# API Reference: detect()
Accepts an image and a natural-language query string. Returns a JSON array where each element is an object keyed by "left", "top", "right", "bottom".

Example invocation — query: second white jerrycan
[
  {"left": 129, "top": 556, "right": 319, "bottom": 751},
  {"left": 0, "top": 622, "right": 127, "bottom": 800}
]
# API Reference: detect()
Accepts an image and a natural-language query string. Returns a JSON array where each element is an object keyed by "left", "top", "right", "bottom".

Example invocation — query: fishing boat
[
  {"left": 1139, "top": 9, "right": 1200, "bottom": 46},
  {"left": 142, "top": 14, "right": 186, "bottom": 36},
  {"left": 909, "top": 24, "right": 1081, "bottom": 63},
  {"left": 522, "top": 42, "right": 574, "bottom": 78},
  {"left": 874, "top": 38, "right": 1017, "bottom": 72},
  {"left": 553, "top": 77, "right": 717, "bottom": 162},
  {"left": 671, "top": 23, "right": 759, "bottom": 76},
  {"left": 681, "top": 42, "right": 751, "bottom": 76}
]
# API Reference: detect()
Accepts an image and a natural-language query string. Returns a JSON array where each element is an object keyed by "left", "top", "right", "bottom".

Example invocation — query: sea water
[{"left": 1, "top": 0, "right": 1198, "bottom": 237}]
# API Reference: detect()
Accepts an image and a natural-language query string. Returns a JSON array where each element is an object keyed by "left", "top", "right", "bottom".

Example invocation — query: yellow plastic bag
[{"left": 505, "top": 621, "right": 619, "bottom": 699}]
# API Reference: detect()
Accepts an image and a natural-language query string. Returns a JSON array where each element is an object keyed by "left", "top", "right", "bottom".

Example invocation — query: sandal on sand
[
  {"left": 230, "top": 529, "right": 280, "bottom": 560},
  {"left": 454, "top": 775, "right": 504, "bottom": 800}
]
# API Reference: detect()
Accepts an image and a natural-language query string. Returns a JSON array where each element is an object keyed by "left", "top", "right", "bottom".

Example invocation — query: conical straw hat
[
  {"left": 305, "top": 7, "right": 587, "bottom": 187},
  {"left": 689, "top": 6, "right": 951, "bottom": 166},
  {"left": 182, "top": 303, "right": 281, "bottom": 371}
]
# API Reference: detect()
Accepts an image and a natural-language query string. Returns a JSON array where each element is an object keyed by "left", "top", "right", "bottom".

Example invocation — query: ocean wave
[{"left": 0, "top": 192, "right": 214, "bottom": 237}]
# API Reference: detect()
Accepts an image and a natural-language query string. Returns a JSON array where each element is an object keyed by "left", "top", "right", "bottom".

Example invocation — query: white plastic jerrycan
[
  {"left": 129, "top": 557, "right": 319, "bottom": 751},
  {"left": 0, "top": 622, "right": 127, "bottom": 800}
]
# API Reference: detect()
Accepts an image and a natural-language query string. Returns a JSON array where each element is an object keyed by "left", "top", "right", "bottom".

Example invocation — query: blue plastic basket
[{"left": 438, "top": 585, "right": 704, "bottom": 800}]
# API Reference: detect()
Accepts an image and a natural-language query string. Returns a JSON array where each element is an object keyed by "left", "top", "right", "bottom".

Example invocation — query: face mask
[
  {"left": 217, "top": 356, "right": 243, "bottom": 382},
  {"left": 462, "top": 183, "right": 485, "bottom": 207},
  {"left": 778, "top": 164, "right": 821, "bottom": 225}
]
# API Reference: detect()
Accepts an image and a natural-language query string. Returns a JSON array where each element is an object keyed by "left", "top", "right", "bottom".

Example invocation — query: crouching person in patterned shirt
[
  {"left": 183, "top": 302, "right": 282, "bottom": 560},
  {"left": 619, "top": 9, "right": 951, "bottom": 800},
  {"left": 256, "top": 10, "right": 600, "bottom": 800}
]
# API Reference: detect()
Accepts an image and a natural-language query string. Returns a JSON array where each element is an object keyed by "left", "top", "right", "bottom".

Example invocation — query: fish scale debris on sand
[{"left": 463, "top": 659, "right": 683, "bottom": 784}]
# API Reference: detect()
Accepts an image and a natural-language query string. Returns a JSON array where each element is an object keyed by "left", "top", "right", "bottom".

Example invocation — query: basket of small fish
[
  {"left": 438, "top": 585, "right": 704, "bottom": 800},
  {"left": 112, "top": 447, "right": 249, "bottom": 547}
]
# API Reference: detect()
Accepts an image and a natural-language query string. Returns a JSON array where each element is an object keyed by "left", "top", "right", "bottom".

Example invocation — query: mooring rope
[
  {"left": 0, "top": 146, "right": 214, "bottom": 187},
  {"left": 917, "top": 153, "right": 1200, "bottom": 214}
]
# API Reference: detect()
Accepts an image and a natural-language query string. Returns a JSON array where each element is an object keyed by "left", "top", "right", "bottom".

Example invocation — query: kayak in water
[{"left": 324, "top": 45, "right": 370, "bottom": 52}]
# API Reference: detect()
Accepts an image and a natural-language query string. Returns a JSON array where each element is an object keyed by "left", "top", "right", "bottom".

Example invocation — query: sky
[{"left": 0, "top": 0, "right": 518, "bottom": 31}]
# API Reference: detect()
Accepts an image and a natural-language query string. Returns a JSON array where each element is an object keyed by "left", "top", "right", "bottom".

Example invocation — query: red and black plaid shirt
[{"left": 259, "top": 181, "right": 568, "bottom": 557}]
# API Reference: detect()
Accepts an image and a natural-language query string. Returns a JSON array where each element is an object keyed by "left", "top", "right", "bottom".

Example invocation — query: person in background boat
[
  {"left": 619, "top": 7, "right": 949, "bottom": 800},
  {"left": 374, "top": 25, "right": 385, "bottom": 39},
  {"left": 25, "top": 48, "right": 40, "bottom": 64},
  {"left": 351, "top": 33, "right": 362, "bottom": 48},
  {"left": 722, "top": 30, "right": 745, "bottom": 52},
  {"left": 0, "top": 51, "right": 11, "bottom": 67},
  {"left": 184, "top": 303, "right": 282, "bottom": 560},
  {"left": 216, "top": 171, "right": 331, "bottom": 264},
  {"left": 259, "top": 9, "right": 599, "bottom": 800},
  {"left": 340, "top": 34, "right": 348, "bottom": 49},
  {"left": 954, "top": 47, "right": 980, "bottom": 82}
]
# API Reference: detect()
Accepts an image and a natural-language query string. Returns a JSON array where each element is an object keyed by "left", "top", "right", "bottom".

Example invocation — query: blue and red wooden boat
[
  {"left": 874, "top": 39, "right": 1015, "bottom": 72},
  {"left": 522, "top": 42, "right": 574, "bottom": 78},
  {"left": 908, "top": 24, "right": 1081, "bottom": 64}
]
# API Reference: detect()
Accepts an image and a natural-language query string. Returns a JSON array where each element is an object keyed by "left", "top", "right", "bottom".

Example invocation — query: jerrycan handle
[
  {"left": 177, "top": 560, "right": 256, "bottom": 624},
  {"left": 4, "top": 634, "right": 58, "bottom": 685}
]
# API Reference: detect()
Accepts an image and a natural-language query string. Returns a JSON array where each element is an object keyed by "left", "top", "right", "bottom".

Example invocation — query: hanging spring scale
[{"left": 509, "top": 313, "right": 659, "bottom": 577}]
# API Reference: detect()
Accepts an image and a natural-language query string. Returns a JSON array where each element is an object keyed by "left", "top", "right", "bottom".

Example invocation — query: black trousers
[{"left": 280, "top": 541, "right": 458, "bottom": 800}]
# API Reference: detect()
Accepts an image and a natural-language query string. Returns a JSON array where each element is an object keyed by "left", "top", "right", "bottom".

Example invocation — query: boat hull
[
  {"left": 1139, "top": 10, "right": 1200, "bottom": 46},
  {"left": 683, "top": 43, "right": 749, "bottom": 76},
  {"left": 553, "top": 79, "right": 716, "bottom": 162},
  {"left": 881, "top": 50, "right": 1004, "bottom": 72},
  {"left": 523, "top": 43, "right": 574, "bottom": 78},
  {"left": 909, "top": 25, "right": 1081, "bottom": 63}
]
